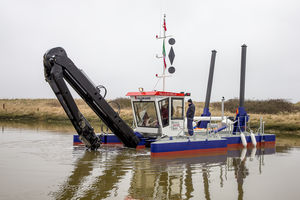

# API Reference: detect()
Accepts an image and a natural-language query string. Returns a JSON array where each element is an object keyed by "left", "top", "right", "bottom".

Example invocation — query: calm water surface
[{"left": 0, "top": 124, "right": 300, "bottom": 200}]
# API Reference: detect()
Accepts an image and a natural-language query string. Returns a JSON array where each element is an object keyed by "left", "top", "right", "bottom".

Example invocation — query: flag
[
  {"left": 162, "top": 40, "right": 166, "bottom": 56},
  {"left": 162, "top": 40, "right": 166, "bottom": 68},
  {"left": 163, "top": 19, "right": 167, "bottom": 31}
]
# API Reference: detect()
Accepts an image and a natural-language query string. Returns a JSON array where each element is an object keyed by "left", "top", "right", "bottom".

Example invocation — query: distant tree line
[
  {"left": 211, "top": 99, "right": 300, "bottom": 114},
  {"left": 111, "top": 97, "right": 132, "bottom": 109},
  {"left": 111, "top": 97, "right": 300, "bottom": 114}
]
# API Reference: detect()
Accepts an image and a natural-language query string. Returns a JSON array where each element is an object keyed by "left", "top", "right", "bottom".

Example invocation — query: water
[{"left": 0, "top": 124, "right": 300, "bottom": 200}]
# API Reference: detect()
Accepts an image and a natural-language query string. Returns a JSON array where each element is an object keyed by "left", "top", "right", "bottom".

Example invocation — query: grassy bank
[
  {"left": 1, "top": 98, "right": 300, "bottom": 137},
  {"left": 0, "top": 99, "right": 133, "bottom": 133}
]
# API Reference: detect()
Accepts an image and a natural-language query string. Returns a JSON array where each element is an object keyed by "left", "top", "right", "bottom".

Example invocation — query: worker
[
  {"left": 186, "top": 99, "right": 195, "bottom": 136},
  {"left": 142, "top": 112, "right": 150, "bottom": 126}
]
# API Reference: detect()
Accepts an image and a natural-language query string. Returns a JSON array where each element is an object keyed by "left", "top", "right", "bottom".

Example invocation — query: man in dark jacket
[{"left": 186, "top": 99, "right": 195, "bottom": 136}]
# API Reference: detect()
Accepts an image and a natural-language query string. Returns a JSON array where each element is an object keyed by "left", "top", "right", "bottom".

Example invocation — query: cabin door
[{"left": 158, "top": 97, "right": 184, "bottom": 137}]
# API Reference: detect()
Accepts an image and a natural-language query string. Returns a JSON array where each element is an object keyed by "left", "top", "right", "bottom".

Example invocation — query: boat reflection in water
[{"left": 53, "top": 145, "right": 276, "bottom": 200}]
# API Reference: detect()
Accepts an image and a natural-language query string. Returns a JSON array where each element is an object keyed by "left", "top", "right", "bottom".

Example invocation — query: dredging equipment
[
  {"left": 233, "top": 44, "right": 249, "bottom": 134},
  {"left": 198, "top": 50, "right": 217, "bottom": 128},
  {"left": 43, "top": 47, "right": 140, "bottom": 150}
]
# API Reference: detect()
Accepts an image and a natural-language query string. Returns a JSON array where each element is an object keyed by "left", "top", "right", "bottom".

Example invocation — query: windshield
[{"left": 133, "top": 101, "right": 159, "bottom": 128}]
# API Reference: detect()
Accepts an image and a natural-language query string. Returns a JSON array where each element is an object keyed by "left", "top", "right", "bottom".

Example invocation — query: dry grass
[
  {"left": 0, "top": 99, "right": 94, "bottom": 121},
  {"left": 1, "top": 99, "right": 300, "bottom": 136},
  {"left": 211, "top": 99, "right": 299, "bottom": 114},
  {"left": 276, "top": 137, "right": 300, "bottom": 147},
  {"left": 0, "top": 98, "right": 130, "bottom": 121},
  {"left": 0, "top": 99, "right": 134, "bottom": 132}
]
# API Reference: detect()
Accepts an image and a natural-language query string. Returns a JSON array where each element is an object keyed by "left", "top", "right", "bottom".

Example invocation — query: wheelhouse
[{"left": 126, "top": 91, "right": 186, "bottom": 137}]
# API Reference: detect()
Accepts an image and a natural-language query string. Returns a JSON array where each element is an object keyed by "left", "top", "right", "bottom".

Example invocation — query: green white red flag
[
  {"left": 162, "top": 40, "right": 166, "bottom": 68},
  {"left": 163, "top": 18, "right": 167, "bottom": 31}
]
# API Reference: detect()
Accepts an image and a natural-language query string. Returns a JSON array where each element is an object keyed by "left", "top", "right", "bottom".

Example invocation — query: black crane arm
[{"left": 43, "top": 47, "right": 140, "bottom": 149}]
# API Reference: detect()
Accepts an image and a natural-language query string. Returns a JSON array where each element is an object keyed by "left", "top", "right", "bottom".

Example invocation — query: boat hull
[
  {"left": 151, "top": 138, "right": 228, "bottom": 157},
  {"left": 73, "top": 133, "right": 276, "bottom": 156},
  {"left": 223, "top": 134, "right": 276, "bottom": 149}
]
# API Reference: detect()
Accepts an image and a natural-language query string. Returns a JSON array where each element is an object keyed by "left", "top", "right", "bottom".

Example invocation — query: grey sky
[{"left": 0, "top": 0, "right": 299, "bottom": 102}]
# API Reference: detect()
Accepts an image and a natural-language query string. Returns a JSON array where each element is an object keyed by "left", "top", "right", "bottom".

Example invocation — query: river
[{"left": 0, "top": 123, "right": 299, "bottom": 200}]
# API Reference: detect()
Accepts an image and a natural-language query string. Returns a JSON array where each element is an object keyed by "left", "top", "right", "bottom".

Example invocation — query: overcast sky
[{"left": 0, "top": 0, "right": 299, "bottom": 103}]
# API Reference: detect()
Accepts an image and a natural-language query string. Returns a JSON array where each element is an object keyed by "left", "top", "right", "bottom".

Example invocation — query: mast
[
  {"left": 156, "top": 14, "right": 170, "bottom": 91},
  {"left": 162, "top": 14, "right": 167, "bottom": 91}
]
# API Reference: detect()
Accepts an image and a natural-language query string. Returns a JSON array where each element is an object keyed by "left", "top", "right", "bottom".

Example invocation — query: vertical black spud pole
[
  {"left": 198, "top": 50, "right": 217, "bottom": 128},
  {"left": 204, "top": 50, "right": 217, "bottom": 109},
  {"left": 233, "top": 44, "right": 248, "bottom": 134},
  {"left": 239, "top": 44, "right": 247, "bottom": 107}
]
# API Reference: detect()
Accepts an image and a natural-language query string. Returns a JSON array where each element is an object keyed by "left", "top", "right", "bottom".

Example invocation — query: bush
[
  {"left": 111, "top": 97, "right": 132, "bottom": 109},
  {"left": 295, "top": 102, "right": 300, "bottom": 112},
  {"left": 211, "top": 99, "right": 296, "bottom": 114}
]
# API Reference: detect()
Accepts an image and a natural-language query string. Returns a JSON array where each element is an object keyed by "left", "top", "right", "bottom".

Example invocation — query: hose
[{"left": 96, "top": 85, "right": 107, "bottom": 98}]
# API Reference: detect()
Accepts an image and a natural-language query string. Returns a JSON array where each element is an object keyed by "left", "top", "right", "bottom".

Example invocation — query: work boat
[
  {"left": 72, "top": 15, "right": 275, "bottom": 156},
  {"left": 126, "top": 91, "right": 227, "bottom": 156},
  {"left": 124, "top": 91, "right": 275, "bottom": 156},
  {"left": 126, "top": 15, "right": 275, "bottom": 155}
]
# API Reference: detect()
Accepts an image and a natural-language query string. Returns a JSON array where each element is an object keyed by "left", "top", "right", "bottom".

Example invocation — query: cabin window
[
  {"left": 159, "top": 98, "right": 169, "bottom": 127},
  {"left": 133, "top": 101, "right": 159, "bottom": 128},
  {"left": 171, "top": 98, "right": 184, "bottom": 120}
]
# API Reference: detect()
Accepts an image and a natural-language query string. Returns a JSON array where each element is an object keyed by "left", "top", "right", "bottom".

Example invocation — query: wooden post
[{"left": 2, "top": 104, "right": 5, "bottom": 109}]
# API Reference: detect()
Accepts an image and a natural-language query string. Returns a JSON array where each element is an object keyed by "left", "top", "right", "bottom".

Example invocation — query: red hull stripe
[
  {"left": 73, "top": 142, "right": 84, "bottom": 145},
  {"left": 151, "top": 147, "right": 227, "bottom": 157},
  {"left": 227, "top": 141, "right": 275, "bottom": 147}
]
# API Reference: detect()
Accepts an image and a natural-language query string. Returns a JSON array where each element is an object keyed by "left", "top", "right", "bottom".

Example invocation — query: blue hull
[{"left": 73, "top": 133, "right": 276, "bottom": 156}]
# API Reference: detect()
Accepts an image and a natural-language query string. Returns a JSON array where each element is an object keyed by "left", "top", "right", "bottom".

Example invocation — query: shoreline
[{"left": 1, "top": 99, "right": 300, "bottom": 137}]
